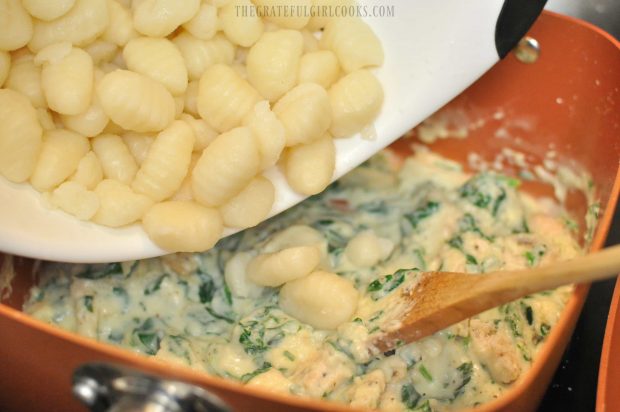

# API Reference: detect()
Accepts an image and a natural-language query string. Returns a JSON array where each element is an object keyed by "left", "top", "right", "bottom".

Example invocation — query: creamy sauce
[{"left": 24, "top": 149, "right": 582, "bottom": 411}]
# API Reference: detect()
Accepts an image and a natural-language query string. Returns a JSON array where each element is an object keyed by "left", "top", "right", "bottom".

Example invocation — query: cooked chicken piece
[
  {"left": 469, "top": 318, "right": 521, "bottom": 384},
  {"left": 291, "top": 350, "right": 355, "bottom": 398},
  {"left": 348, "top": 369, "right": 386, "bottom": 409}
]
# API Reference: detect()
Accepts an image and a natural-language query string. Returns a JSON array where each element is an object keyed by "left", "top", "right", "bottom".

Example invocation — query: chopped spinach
[
  {"left": 418, "top": 364, "right": 433, "bottom": 382},
  {"left": 239, "top": 327, "right": 268, "bottom": 355},
  {"left": 205, "top": 307, "right": 235, "bottom": 324},
  {"left": 401, "top": 383, "right": 421, "bottom": 409},
  {"left": 404, "top": 201, "right": 440, "bottom": 229},
  {"left": 459, "top": 174, "right": 511, "bottom": 215},
  {"left": 144, "top": 274, "right": 168, "bottom": 295},
  {"left": 83, "top": 295, "right": 93, "bottom": 313},
  {"left": 465, "top": 254, "right": 478, "bottom": 265},
  {"left": 75, "top": 263, "right": 123, "bottom": 280},
  {"left": 521, "top": 303, "right": 534, "bottom": 325},
  {"left": 283, "top": 350, "right": 296, "bottom": 361},
  {"left": 223, "top": 283, "right": 233, "bottom": 305},
  {"left": 540, "top": 323, "right": 551, "bottom": 337},
  {"left": 198, "top": 273, "right": 216, "bottom": 304},
  {"left": 525, "top": 245, "right": 546, "bottom": 266},
  {"left": 112, "top": 286, "right": 130, "bottom": 312},
  {"left": 367, "top": 268, "right": 414, "bottom": 300},
  {"left": 240, "top": 362, "right": 272, "bottom": 383},
  {"left": 492, "top": 188, "right": 507, "bottom": 216},
  {"left": 132, "top": 318, "right": 161, "bottom": 355},
  {"left": 447, "top": 235, "right": 464, "bottom": 250},
  {"left": 452, "top": 362, "right": 473, "bottom": 400},
  {"left": 458, "top": 213, "right": 493, "bottom": 242}
]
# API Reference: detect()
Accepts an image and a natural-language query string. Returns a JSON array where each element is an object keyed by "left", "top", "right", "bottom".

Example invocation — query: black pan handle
[{"left": 495, "top": 0, "right": 548, "bottom": 58}]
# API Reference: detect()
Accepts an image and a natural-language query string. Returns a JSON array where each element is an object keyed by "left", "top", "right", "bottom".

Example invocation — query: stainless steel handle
[{"left": 73, "top": 363, "right": 231, "bottom": 412}]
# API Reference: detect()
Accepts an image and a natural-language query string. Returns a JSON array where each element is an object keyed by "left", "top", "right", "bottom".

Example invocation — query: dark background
[{"left": 539, "top": 207, "right": 619, "bottom": 411}]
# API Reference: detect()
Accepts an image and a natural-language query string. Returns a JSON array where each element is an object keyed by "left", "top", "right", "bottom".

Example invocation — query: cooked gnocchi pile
[
  {"left": 0, "top": 0, "right": 384, "bottom": 252},
  {"left": 25, "top": 148, "right": 583, "bottom": 411}
]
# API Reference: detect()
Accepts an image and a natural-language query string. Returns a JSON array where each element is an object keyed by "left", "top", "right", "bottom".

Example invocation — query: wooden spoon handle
[
  {"left": 374, "top": 245, "right": 620, "bottom": 352},
  {"left": 479, "top": 244, "right": 620, "bottom": 297}
]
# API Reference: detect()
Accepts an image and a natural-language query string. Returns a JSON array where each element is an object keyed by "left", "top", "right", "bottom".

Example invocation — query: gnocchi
[
  {"left": 123, "top": 37, "right": 188, "bottom": 96},
  {"left": 246, "top": 30, "right": 303, "bottom": 102},
  {"left": 132, "top": 120, "right": 195, "bottom": 202},
  {"left": 132, "top": 0, "right": 201, "bottom": 37},
  {"left": 0, "top": 89, "right": 42, "bottom": 183},
  {"left": 191, "top": 127, "right": 260, "bottom": 207},
  {"left": 279, "top": 270, "right": 359, "bottom": 330},
  {"left": 91, "top": 134, "right": 138, "bottom": 184},
  {"left": 329, "top": 70, "right": 383, "bottom": 138},
  {"left": 142, "top": 201, "right": 223, "bottom": 252},
  {"left": 38, "top": 44, "right": 94, "bottom": 115},
  {"left": 273, "top": 83, "right": 332, "bottom": 146},
  {"left": 220, "top": 176, "right": 275, "bottom": 228},
  {"left": 319, "top": 17, "right": 384, "bottom": 73},
  {"left": 0, "top": 0, "right": 384, "bottom": 253},
  {"left": 92, "top": 179, "right": 153, "bottom": 227},
  {"left": 30, "top": 129, "right": 90, "bottom": 192},
  {"left": 247, "top": 245, "right": 321, "bottom": 287},
  {"left": 97, "top": 70, "right": 175, "bottom": 133},
  {"left": 283, "top": 133, "right": 335, "bottom": 195},
  {"left": 197, "top": 64, "right": 262, "bottom": 133}
]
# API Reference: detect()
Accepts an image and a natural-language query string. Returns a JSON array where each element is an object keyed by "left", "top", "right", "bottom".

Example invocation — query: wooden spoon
[{"left": 373, "top": 244, "right": 620, "bottom": 352}]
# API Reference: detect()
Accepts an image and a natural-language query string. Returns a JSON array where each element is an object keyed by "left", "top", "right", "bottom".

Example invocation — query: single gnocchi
[
  {"left": 132, "top": 0, "right": 201, "bottom": 37},
  {"left": 220, "top": 176, "right": 275, "bottom": 228},
  {"left": 97, "top": 70, "right": 176, "bottom": 133},
  {"left": 22, "top": 0, "right": 76, "bottom": 21},
  {"left": 38, "top": 43, "right": 94, "bottom": 115},
  {"left": 70, "top": 151, "right": 103, "bottom": 190},
  {"left": 182, "top": 2, "right": 218, "bottom": 40},
  {"left": 28, "top": 0, "right": 110, "bottom": 52},
  {"left": 299, "top": 50, "right": 340, "bottom": 89},
  {"left": 246, "top": 30, "right": 303, "bottom": 102},
  {"left": 121, "top": 132, "right": 155, "bottom": 165},
  {"left": 0, "top": 89, "right": 42, "bottom": 183},
  {"left": 132, "top": 120, "right": 195, "bottom": 202},
  {"left": 247, "top": 245, "right": 321, "bottom": 287},
  {"left": 142, "top": 201, "right": 223, "bottom": 252},
  {"left": 273, "top": 83, "right": 331, "bottom": 146},
  {"left": 102, "top": 0, "right": 137, "bottom": 46},
  {"left": 219, "top": 0, "right": 264, "bottom": 47},
  {"left": 173, "top": 33, "right": 236, "bottom": 82},
  {"left": 0, "top": 0, "right": 32, "bottom": 51},
  {"left": 329, "top": 70, "right": 383, "bottom": 138},
  {"left": 197, "top": 64, "right": 261, "bottom": 133},
  {"left": 319, "top": 17, "right": 384, "bottom": 73},
  {"left": 50, "top": 181, "right": 99, "bottom": 220},
  {"left": 92, "top": 179, "right": 153, "bottom": 227},
  {"left": 191, "top": 127, "right": 260, "bottom": 207},
  {"left": 124, "top": 38, "right": 187, "bottom": 97},
  {"left": 5, "top": 53, "right": 46, "bottom": 108},
  {"left": 91, "top": 133, "right": 138, "bottom": 184},
  {"left": 253, "top": 0, "right": 311, "bottom": 29},
  {"left": 284, "top": 134, "right": 335, "bottom": 195},
  {"left": 242, "top": 101, "right": 286, "bottom": 170},
  {"left": 30, "top": 129, "right": 90, "bottom": 192},
  {"left": 279, "top": 270, "right": 359, "bottom": 330},
  {"left": 179, "top": 113, "right": 218, "bottom": 152}
]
